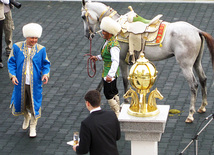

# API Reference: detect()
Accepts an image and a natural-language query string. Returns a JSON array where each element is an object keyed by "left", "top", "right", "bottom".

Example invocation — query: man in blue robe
[{"left": 8, "top": 23, "right": 50, "bottom": 138}]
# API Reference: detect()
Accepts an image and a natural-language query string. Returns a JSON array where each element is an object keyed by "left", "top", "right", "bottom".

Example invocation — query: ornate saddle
[{"left": 116, "top": 6, "right": 168, "bottom": 64}]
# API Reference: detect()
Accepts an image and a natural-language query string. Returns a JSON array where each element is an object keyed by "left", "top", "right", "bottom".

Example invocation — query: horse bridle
[
  {"left": 98, "top": 6, "right": 118, "bottom": 22},
  {"left": 81, "top": 7, "right": 95, "bottom": 37},
  {"left": 82, "top": 5, "right": 118, "bottom": 37}
]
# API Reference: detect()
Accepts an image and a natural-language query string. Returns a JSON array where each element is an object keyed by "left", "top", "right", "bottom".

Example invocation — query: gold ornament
[{"left": 124, "top": 53, "right": 163, "bottom": 117}]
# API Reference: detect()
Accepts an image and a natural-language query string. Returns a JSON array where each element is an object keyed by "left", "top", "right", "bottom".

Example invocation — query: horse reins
[{"left": 84, "top": 38, "right": 96, "bottom": 78}]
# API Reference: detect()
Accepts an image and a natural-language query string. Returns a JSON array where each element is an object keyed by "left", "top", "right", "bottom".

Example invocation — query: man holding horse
[{"left": 90, "top": 16, "right": 121, "bottom": 117}]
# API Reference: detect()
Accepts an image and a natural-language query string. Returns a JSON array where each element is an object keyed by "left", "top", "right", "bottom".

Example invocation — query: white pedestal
[
  {"left": 118, "top": 104, "right": 170, "bottom": 155},
  {"left": 131, "top": 141, "right": 157, "bottom": 155}
]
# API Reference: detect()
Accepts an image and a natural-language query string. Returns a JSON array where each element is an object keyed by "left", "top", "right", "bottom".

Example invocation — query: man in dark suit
[{"left": 73, "top": 90, "right": 121, "bottom": 155}]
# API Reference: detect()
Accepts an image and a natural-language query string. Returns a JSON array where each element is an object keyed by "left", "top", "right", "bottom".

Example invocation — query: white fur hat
[
  {"left": 22, "top": 23, "right": 43, "bottom": 38},
  {"left": 100, "top": 17, "right": 121, "bottom": 36}
]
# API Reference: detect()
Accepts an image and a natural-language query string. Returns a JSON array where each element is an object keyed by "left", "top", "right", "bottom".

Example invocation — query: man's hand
[
  {"left": 73, "top": 144, "right": 78, "bottom": 152},
  {"left": 89, "top": 56, "right": 98, "bottom": 61},
  {"left": 42, "top": 75, "right": 49, "bottom": 84},
  {"left": 105, "top": 75, "right": 112, "bottom": 83},
  {"left": 11, "top": 77, "right": 19, "bottom": 85}
]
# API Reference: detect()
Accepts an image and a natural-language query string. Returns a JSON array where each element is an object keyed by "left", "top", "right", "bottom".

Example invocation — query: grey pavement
[{"left": 0, "top": 1, "right": 214, "bottom": 155}]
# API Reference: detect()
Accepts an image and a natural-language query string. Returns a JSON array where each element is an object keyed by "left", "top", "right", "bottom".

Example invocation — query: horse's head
[
  {"left": 152, "top": 88, "right": 164, "bottom": 100},
  {"left": 81, "top": 0, "right": 100, "bottom": 39},
  {"left": 123, "top": 87, "right": 134, "bottom": 99},
  {"left": 81, "top": 0, "right": 120, "bottom": 40}
]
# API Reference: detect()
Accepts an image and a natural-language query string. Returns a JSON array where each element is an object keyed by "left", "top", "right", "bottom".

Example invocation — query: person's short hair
[{"left": 84, "top": 90, "right": 101, "bottom": 107}]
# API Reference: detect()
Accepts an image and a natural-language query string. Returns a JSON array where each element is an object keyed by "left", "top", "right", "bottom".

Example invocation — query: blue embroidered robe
[{"left": 8, "top": 41, "right": 51, "bottom": 119}]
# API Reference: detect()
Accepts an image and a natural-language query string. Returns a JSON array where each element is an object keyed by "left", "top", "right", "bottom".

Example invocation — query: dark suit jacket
[{"left": 76, "top": 110, "right": 121, "bottom": 155}]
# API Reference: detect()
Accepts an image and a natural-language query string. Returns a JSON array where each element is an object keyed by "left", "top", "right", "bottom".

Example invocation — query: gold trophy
[{"left": 124, "top": 53, "right": 163, "bottom": 117}]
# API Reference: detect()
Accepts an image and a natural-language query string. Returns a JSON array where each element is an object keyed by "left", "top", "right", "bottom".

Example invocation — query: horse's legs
[
  {"left": 96, "top": 79, "right": 103, "bottom": 92},
  {"left": 193, "top": 43, "right": 208, "bottom": 113},
  {"left": 180, "top": 66, "right": 198, "bottom": 123},
  {"left": 176, "top": 46, "right": 198, "bottom": 123},
  {"left": 172, "top": 31, "right": 204, "bottom": 123},
  {"left": 120, "top": 59, "right": 130, "bottom": 103},
  {"left": 119, "top": 42, "right": 130, "bottom": 104},
  {"left": 194, "top": 63, "right": 207, "bottom": 113}
]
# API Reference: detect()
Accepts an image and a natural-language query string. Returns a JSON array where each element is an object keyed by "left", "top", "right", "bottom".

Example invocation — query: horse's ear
[
  {"left": 82, "top": 0, "right": 86, "bottom": 7},
  {"left": 82, "top": 0, "right": 92, "bottom": 7}
]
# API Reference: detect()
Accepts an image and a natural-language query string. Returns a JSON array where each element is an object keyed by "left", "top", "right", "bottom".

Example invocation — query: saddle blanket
[
  {"left": 147, "top": 22, "right": 168, "bottom": 46},
  {"left": 117, "top": 21, "right": 168, "bottom": 46}
]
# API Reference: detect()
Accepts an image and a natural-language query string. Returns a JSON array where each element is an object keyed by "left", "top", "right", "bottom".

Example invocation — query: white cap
[
  {"left": 22, "top": 23, "right": 43, "bottom": 38},
  {"left": 100, "top": 17, "right": 121, "bottom": 36}
]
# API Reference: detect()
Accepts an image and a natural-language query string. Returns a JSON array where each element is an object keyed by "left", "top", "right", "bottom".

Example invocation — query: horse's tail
[{"left": 200, "top": 31, "right": 214, "bottom": 70}]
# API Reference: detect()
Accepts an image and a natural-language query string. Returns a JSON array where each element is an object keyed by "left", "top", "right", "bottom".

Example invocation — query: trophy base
[{"left": 127, "top": 106, "right": 160, "bottom": 117}]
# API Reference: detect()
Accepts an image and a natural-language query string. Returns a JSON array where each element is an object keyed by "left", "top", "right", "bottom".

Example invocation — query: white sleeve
[
  {"left": 1, "top": 0, "right": 9, "bottom": 4},
  {"left": 108, "top": 46, "right": 120, "bottom": 77},
  {"left": 96, "top": 55, "right": 102, "bottom": 61}
]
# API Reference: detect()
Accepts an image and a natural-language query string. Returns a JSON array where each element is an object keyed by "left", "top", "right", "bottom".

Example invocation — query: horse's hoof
[
  {"left": 185, "top": 118, "right": 193, "bottom": 123},
  {"left": 197, "top": 108, "right": 206, "bottom": 113}
]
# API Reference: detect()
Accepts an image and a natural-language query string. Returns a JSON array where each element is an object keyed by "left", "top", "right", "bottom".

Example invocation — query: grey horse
[{"left": 81, "top": 0, "right": 214, "bottom": 123}]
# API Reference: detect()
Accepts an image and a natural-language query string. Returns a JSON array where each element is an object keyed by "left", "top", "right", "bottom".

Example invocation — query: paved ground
[{"left": 0, "top": 1, "right": 214, "bottom": 155}]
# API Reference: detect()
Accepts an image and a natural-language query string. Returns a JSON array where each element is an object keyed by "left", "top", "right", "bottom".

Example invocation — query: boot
[
  {"left": 108, "top": 98, "right": 120, "bottom": 117},
  {"left": 29, "top": 117, "right": 37, "bottom": 138},
  {"left": 113, "top": 94, "right": 120, "bottom": 106},
  {"left": 22, "top": 112, "right": 31, "bottom": 130},
  {"left": 113, "top": 94, "right": 121, "bottom": 111}
]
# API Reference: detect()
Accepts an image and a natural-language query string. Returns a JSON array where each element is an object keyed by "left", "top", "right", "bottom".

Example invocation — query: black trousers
[
  {"left": 103, "top": 78, "right": 118, "bottom": 100},
  {"left": 0, "top": 20, "right": 4, "bottom": 62},
  {"left": 24, "top": 84, "right": 34, "bottom": 116}
]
